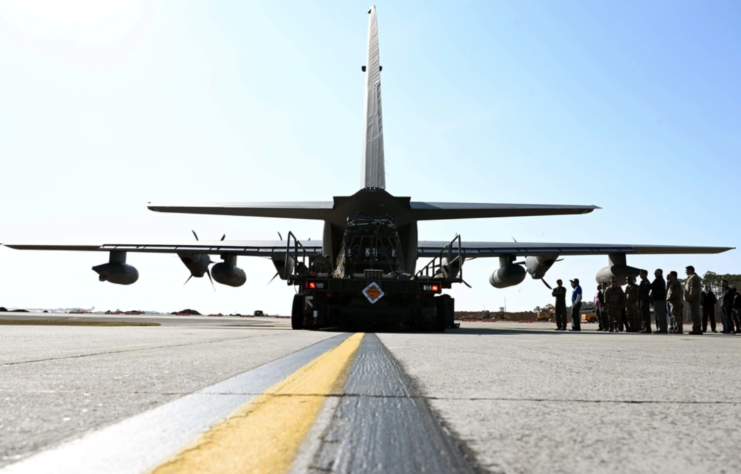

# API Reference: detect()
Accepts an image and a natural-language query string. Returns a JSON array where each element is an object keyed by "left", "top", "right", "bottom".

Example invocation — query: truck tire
[
  {"left": 434, "top": 296, "right": 447, "bottom": 332},
  {"left": 291, "top": 294, "right": 304, "bottom": 330}
]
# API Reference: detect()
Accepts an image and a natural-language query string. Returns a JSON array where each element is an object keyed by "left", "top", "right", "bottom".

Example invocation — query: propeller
[
  {"left": 184, "top": 230, "right": 216, "bottom": 291},
  {"left": 541, "top": 279, "right": 552, "bottom": 290},
  {"left": 206, "top": 268, "right": 215, "bottom": 291},
  {"left": 267, "top": 272, "right": 280, "bottom": 286},
  {"left": 267, "top": 231, "right": 285, "bottom": 285}
]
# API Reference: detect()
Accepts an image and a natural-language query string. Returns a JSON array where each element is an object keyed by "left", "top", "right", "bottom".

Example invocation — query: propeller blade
[
  {"left": 462, "top": 279, "right": 472, "bottom": 288},
  {"left": 277, "top": 232, "right": 283, "bottom": 241},
  {"left": 221, "top": 234, "right": 226, "bottom": 241},
  {"left": 512, "top": 237, "right": 518, "bottom": 243},
  {"left": 267, "top": 272, "right": 280, "bottom": 286},
  {"left": 541, "top": 279, "right": 552, "bottom": 290},
  {"left": 183, "top": 275, "right": 193, "bottom": 287},
  {"left": 192, "top": 230, "right": 199, "bottom": 241},
  {"left": 206, "top": 268, "right": 216, "bottom": 292}
]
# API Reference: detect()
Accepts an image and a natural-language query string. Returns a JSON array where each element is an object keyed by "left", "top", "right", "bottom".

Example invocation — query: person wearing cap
[
  {"left": 684, "top": 266, "right": 703, "bottom": 335},
  {"left": 570, "top": 278, "right": 582, "bottom": 331},
  {"left": 552, "top": 279, "right": 568, "bottom": 331},
  {"left": 625, "top": 276, "right": 641, "bottom": 332}
]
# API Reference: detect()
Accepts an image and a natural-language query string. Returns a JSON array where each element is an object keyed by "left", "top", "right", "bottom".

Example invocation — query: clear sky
[{"left": 1, "top": 0, "right": 739, "bottom": 314}]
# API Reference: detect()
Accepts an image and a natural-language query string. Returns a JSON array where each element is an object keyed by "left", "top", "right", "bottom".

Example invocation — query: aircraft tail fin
[{"left": 360, "top": 6, "right": 386, "bottom": 190}]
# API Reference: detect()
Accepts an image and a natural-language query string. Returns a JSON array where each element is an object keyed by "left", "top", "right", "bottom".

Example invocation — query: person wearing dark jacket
[
  {"left": 552, "top": 279, "right": 568, "bottom": 331},
  {"left": 719, "top": 280, "right": 736, "bottom": 334},
  {"left": 701, "top": 284, "right": 717, "bottom": 333},
  {"left": 651, "top": 269, "right": 668, "bottom": 333},
  {"left": 638, "top": 270, "right": 652, "bottom": 333}
]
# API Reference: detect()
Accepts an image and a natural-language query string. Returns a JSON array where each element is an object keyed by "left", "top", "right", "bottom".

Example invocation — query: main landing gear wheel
[{"left": 291, "top": 294, "right": 304, "bottom": 330}]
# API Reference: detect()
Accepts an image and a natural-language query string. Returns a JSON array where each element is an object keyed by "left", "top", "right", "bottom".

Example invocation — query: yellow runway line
[{"left": 151, "top": 333, "right": 364, "bottom": 474}]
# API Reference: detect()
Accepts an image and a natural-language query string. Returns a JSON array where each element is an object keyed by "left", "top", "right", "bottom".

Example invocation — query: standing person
[
  {"left": 596, "top": 283, "right": 607, "bottom": 331},
  {"left": 667, "top": 271, "right": 684, "bottom": 334},
  {"left": 625, "top": 276, "right": 641, "bottom": 332},
  {"left": 638, "top": 270, "right": 652, "bottom": 333},
  {"left": 594, "top": 287, "right": 603, "bottom": 331},
  {"left": 552, "top": 279, "right": 567, "bottom": 331},
  {"left": 733, "top": 291, "right": 741, "bottom": 334},
  {"left": 701, "top": 284, "right": 717, "bottom": 333},
  {"left": 719, "top": 280, "right": 736, "bottom": 334},
  {"left": 599, "top": 283, "right": 609, "bottom": 331},
  {"left": 604, "top": 277, "right": 626, "bottom": 332},
  {"left": 570, "top": 279, "right": 582, "bottom": 331},
  {"left": 684, "top": 266, "right": 703, "bottom": 335},
  {"left": 651, "top": 269, "right": 668, "bottom": 334}
]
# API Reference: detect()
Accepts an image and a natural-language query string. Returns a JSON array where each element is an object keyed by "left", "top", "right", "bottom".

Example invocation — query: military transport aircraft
[{"left": 2, "top": 7, "right": 732, "bottom": 331}]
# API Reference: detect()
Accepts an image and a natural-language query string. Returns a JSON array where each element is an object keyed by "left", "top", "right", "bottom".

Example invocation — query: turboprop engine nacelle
[
  {"left": 212, "top": 255, "right": 246, "bottom": 287},
  {"left": 92, "top": 251, "right": 138, "bottom": 285},
  {"left": 596, "top": 254, "right": 641, "bottom": 285},
  {"left": 525, "top": 254, "right": 559, "bottom": 280},
  {"left": 489, "top": 256, "right": 527, "bottom": 289},
  {"left": 178, "top": 252, "right": 211, "bottom": 277}
]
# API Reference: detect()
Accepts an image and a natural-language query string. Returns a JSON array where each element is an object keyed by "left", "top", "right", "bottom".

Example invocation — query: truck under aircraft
[{"left": 2, "top": 7, "right": 733, "bottom": 331}]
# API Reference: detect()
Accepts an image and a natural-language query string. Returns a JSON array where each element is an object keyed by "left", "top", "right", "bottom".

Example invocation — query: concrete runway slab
[
  {"left": 379, "top": 322, "right": 741, "bottom": 474},
  {"left": 2, "top": 315, "right": 740, "bottom": 473},
  {"left": 0, "top": 321, "right": 336, "bottom": 468}
]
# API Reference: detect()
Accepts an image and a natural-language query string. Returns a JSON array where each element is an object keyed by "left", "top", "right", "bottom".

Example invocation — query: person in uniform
[
  {"left": 552, "top": 279, "right": 567, "bottom": 331},
  {"left": 719, "top": 280, "right": 736, "bottom": 334},
  {"left": 604, "top": 277, "right": 626, "bottom": 332},
  {"left": 684, "top": 265, "right": 703, "bottom": 335},
  {"left": 651, "top": 269, "right": 668, "bottom": 334},
  {"left": 625, "top": 276, "right": 641, "bottom": 332},
  {"left": 667, "top": 271, "right": 684, "bottom": 334},
  {"left": 701, "top": 284, "right": 717, "bottom": 333},
  {"left": 598, "top": 282, "right": 608, "bottom": 331},
  {"left": 638, "top": 270, "right": 652, "bottom": 333}
]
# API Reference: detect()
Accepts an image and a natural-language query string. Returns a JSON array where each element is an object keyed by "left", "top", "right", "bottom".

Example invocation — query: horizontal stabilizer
[
  {"left": 148, "top": 202, "right": 334, "bottom": 220},
  {"left": 410, "top": 202, "right": 599, "bottom": 220}
]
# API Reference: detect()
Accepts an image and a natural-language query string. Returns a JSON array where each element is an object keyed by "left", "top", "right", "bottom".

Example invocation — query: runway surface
[{"left": 1, "top": 313, "right": 740, "bottom": 473}]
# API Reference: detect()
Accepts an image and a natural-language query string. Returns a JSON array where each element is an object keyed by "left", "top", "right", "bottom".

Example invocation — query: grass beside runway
[
  {"left": 151, "top": 332, "right": 364, "bottom": 474},
  {"left": 0, "top": 319, "right": 160, "bottom": 326}
]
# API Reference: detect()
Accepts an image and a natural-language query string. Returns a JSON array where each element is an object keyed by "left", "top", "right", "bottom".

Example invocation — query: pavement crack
[{"left": 423, "top": 396, "right": 741, "bottom": 405}]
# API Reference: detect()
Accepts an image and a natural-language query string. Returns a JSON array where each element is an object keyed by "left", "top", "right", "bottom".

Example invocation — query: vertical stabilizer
[{"left": 360, "top": 6, "right": 386, "bottom": 189}]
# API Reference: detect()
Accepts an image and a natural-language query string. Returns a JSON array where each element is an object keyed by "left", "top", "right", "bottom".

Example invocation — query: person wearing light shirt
[{"left": 570, "top": 278, "right": 583, "bottom": 332}]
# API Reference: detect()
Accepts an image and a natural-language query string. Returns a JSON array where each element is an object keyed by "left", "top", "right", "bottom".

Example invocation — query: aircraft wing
[
  {"left": 1, "top": 240, "right": 324, "bottom": 257},
  {"left": 417, "top": 241, "right": 734, "bottom": 258}
]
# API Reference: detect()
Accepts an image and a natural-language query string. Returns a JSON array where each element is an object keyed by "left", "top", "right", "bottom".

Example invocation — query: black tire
[
  {"left": 434, "top": 297, "right": 447, "bottom": 332},
  {"left": 291, "top": 294, "right": 304, "bottom": 330}
]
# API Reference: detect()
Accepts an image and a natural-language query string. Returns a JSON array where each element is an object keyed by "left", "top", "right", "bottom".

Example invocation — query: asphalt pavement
[{"left": 1, "top": 313, "right": 739, "bottom": 473}]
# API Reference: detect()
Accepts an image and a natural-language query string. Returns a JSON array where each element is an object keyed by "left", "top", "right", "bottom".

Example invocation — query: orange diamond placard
[{"left": 362, "top": 282, "right": 384, "bottom": 304}]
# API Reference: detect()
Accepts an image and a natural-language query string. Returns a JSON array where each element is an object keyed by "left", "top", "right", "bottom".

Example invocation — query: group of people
[{"left": 552, "top": 266, "right": 741, "bottom": 334}]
